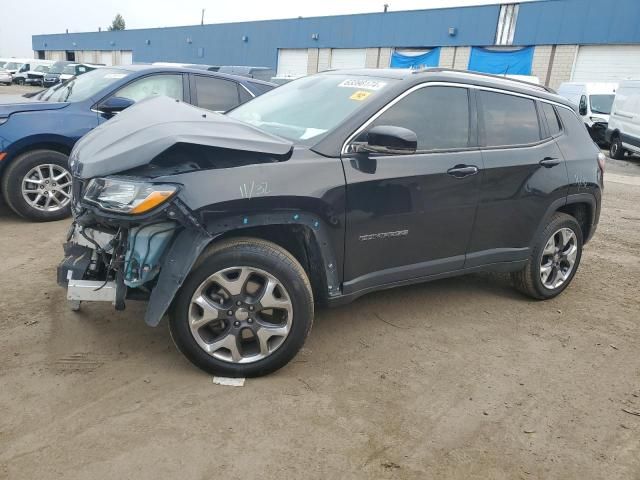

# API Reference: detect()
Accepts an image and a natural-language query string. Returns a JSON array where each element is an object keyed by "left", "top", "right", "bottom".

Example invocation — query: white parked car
[
  {"left": 557, "top": 82, "right": 617, "bottom": 145},
  {"left": 606, "top": 80, "right": 640, "bottom": 159},
  {"left": 0, "top": 68, "right": 12, "bottom": 85}
]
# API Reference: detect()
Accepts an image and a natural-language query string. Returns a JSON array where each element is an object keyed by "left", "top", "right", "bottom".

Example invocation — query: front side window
[
  {"left": 194, "top": 76, "right": 241, "bottom": 112},
  {"left": 368, "top": 86, "right": 470, "bottom": 151},
  {"left": 479, "top": 91, "right": 541, "bottom": 146},
  {"left": 115, "top": 74, "right": 184, "bottom": 103}
]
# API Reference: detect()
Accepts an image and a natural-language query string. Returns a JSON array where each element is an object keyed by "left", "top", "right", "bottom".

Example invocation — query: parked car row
[{"left": 0, "top": 58, "right": 104, "bottom": 87}]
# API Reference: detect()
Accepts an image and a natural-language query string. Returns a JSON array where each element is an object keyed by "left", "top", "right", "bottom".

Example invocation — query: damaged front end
[
  {"left": 57, "top": 95, "right": 294, "bottom": 325},
  {"left": 57, "top": 176, "right": 211, "bottom": 324}
]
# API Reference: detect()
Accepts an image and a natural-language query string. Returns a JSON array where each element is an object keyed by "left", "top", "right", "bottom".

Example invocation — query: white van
[
  {"left": 557, "top": 82, "right": 617, "bottom": 145},
  {"left": 607, "top": 80, "right": 640, "bottom": 159},
  {"left": 12, "top": 59, "right": 54, "bottom": 86}
]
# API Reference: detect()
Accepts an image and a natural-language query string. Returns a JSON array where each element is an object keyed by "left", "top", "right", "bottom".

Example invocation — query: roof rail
[{"left": 412, "top": 67, "right": 556, "bottom": 94}]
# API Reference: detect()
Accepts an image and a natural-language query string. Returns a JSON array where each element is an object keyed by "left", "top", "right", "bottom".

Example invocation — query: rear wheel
[
  {"left": 512, "top": 213, "right": 583, "bottom": 300},
  {"left": 610, "top": 134, "right": 626, "bottom": 159},
  {"left": 14, "top": 78, "right": 25, "bottom": 86},
  {"left": 169, "top": 238, "right": 314, "bottom": 377},
  {"left": 1, "top": 150, "right": 72, "bottom": 221}
]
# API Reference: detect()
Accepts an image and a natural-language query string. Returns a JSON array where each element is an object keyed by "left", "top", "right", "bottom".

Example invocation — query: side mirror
[
  {"left": 578, "top": 105, "right": 587, "bottom": 116},
  {"left": 97, "top": 96, "right": 135, "bottom": 115},
  {"left": 355, "top": 125, "right": 417, "bottom": 155}
]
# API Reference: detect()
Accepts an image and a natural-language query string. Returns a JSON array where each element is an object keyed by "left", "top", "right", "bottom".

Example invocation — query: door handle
[
  {"left": 539, "top": 157, "right": 560, "bottom": 168},
  {"left": 447, "top": 165, "right": 479, "bottom": 178}
]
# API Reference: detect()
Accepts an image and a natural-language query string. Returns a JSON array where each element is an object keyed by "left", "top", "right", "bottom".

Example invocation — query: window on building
[
  {"left": 479, "top": 91, "right": 540, "bottom": 146},
  {"left": 369, "top": 86, "right": 471, "bottom": 150},
  {"left": 115, "top": 74, "right": 184, "bottom": 103},
  {"left": 194, "top": 76, "right": 241, "bottom": 112},
  {"left": 541, "top": 102, "right": 562, "bottom": 137}
]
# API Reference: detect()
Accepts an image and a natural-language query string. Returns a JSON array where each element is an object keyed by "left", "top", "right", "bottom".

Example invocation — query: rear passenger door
[
  {"left": 466, "top": 90, "right": 568, "bottom": 267},
  {"left": 190, "top": 75, "right": 253, "bottom": 112}
]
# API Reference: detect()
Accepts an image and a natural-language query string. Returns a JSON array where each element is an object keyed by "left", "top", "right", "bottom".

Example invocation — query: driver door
[{"left": 341, "top": 85, "right": 483, "bottom": 295}]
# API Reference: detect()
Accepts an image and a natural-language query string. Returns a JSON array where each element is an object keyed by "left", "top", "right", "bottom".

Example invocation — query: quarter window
[
  {"left": 369, "top": 86, "right": 470, "bottom": 150},
  {"left": 194, "top": 76, "right": 241, "bottom": 112},
  {"left": 479, "top": 91, "right": 541, "bottom": 146},
  {"left": 115, "top": 74, "right": 184, "bottom": 103},
  {"left": 541, "top": 102, "right": 562, "bottom": 137}
]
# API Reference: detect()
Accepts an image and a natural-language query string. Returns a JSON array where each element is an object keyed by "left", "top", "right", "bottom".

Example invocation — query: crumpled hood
[
  {"left": 0, "top": 95, "right": 68, "bottom": 118},
  {"left": 70, "top": 95, "right": 293, "bottom": 179}
]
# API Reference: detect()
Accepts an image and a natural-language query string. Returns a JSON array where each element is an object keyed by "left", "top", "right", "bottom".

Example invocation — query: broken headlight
[{"left": 83, "top": 178, "right": 178, "bottom": 215}]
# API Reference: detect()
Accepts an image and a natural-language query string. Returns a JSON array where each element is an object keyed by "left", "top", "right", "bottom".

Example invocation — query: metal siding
[
  {"left": 32, "top": 5, "right": 499, "bottom": 68},
  {"left": 514, "top": 0, "right": 640, "bottom": 45}
]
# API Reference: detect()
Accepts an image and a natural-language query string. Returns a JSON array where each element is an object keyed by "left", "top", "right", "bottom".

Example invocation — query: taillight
[{"left": 597, "top": 152, "right": 606, "bottom": 173}]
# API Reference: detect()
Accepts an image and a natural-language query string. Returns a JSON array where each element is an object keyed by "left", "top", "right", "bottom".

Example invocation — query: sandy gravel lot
[{"left": 0, "top": 144, "right": 639, "bottom": 478}]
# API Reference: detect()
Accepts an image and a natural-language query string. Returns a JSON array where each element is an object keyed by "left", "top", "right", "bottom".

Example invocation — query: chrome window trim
[
  {"left": 239, "top": 82, "right": 256, "bottom": 98},
  {"left": 341, "top": 81, "right": 577, "bottom": 155}
]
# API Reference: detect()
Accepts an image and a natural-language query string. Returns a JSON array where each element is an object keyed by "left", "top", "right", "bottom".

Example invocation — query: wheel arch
[
  {"left": 145, "top": 211, "right": 342, "bottom": 327},
  {"left": 532, "top": 194, "right": 598, "bottom": 249},
  {"left": 0, "top": 136, "right": 73, "bottom": 177}
]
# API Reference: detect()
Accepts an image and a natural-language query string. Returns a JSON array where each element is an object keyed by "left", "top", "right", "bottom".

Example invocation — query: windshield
[
  {"left": 34, "top": 65, "right": 49, "bottom": 73},
  {"left": 62, "top": 65, "right": 78, "bottom": 75},
  {"left": 228, "top": 74, "right": 397, "bottom": 143},
  {"left": 5, "top": 62, "right": 21, "bottom": 70},
  {"left": 35, "top": 68, "right": 128, "bottom": 103},
  {"left": 48, "top": 62, "right": 68, "bottom": 74},
  {"left": 589, "top": 94, "right": 615, "bottom": 115}
]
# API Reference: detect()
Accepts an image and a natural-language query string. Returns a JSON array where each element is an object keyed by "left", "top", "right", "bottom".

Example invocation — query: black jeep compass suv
[{"left": 58, "top": 68, "right": 603, "bottom": 377}]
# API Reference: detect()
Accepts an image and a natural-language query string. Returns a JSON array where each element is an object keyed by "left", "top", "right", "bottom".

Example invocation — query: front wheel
[
  {"left": 14, "top": 78, "right": 25, "bottom": 86},
  {"left": 169, "top": 238, "right": 314, "bottom": 377},
  {"left": 1, "top": 150, "right": 73, "bottom": 221},
  {"left": 512, "top": 213, "right": 583, "bottom": 300}
]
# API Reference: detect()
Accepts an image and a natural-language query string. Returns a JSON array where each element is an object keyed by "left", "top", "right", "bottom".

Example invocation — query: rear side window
[
  {"left": 541, "top": 102, "right": 562, "bottom": 137},
  {"left": 479, "top": 91, "right": 541, "bottom": 146},
  {"left": 370, "top": 86, "right": 471, "bottom": 150},
  {"left": 194, "top": 76, "right": 241, "bottom": 112}
]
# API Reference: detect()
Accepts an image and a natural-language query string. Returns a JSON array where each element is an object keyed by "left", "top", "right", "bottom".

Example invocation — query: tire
[
  {"left": 15, "top": 78, "right": 25, "bottom": 86},
  {"left": 1, "top": 150, "right": 72, "bottom": 221},
  {"left": 610, "top": 133, "right": 625, "bottom": 160},
  {"left": 169, "top": 238, "right": 314, "bottom": 377},
  {"left": 511, "top": 212, "right": 583, "bottom": 300}
]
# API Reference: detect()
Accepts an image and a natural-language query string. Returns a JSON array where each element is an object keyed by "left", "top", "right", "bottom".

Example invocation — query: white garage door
[
  {"left": 330, "top": 49, "right": 367, "bottom": 69},
  {"left": 100, "top": 51, "right": 113, "bottom": 66},
  {"left": 573, "top": 45, "right": 640, "bottom": 82},
  {"left": 120, "top": 51, "right": 133, "bottom": 65},
  {"left": 277, "top": 49, "right": 308, "bottom": 78}
]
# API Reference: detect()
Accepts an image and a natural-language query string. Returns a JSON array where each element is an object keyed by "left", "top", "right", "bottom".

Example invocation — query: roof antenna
[
  {"left": 384, "top": 4, "right": 389, "bottom": 12},
  {"left": 201, "top": 8, "right": 205, "bottom": 25}
]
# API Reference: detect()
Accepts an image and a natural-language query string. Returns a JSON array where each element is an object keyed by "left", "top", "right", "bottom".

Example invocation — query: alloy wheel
[
  {"left": 188, "top": 266, "right": 293, "bottom": 364},
  {"left": 540, "top": 227, "right": 578, "bottom": 290},
  {"left": 21, "top": 163, "right": 72, "bottom": 212}
]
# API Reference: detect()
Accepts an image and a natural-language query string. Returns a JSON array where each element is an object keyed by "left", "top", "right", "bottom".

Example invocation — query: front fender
[{"left": 144, "top": 228, "right": 214, "bottom": 326}]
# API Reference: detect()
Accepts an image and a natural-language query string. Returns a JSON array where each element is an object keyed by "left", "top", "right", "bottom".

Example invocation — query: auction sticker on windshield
[
  {"left": 350, "top": 91, "right": 372, "bottom": 101},
  {"left": 338, "top": 79, "right": 386, "bottom": 90}
]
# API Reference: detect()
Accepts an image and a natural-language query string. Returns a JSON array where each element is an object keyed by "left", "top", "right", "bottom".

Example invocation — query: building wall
[
  {"left": 531, "top": 45, "right": 553, "bottom": 85},
  {"left": 452, "top": 47, "right": 471, "bottom": 70},
  {"left": 439, "top": 47, "right": 456, "bottom": 68},
  {"left": 546, "top": 45, "right": 578, "bottom": 89},
  {"left": 307, "top": 48, "right": 319, "bottom": 74}
]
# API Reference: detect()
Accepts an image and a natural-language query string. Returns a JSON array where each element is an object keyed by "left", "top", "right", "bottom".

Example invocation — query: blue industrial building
[{"left": 32, "top": 0, "right": 640, "bottom": 88}]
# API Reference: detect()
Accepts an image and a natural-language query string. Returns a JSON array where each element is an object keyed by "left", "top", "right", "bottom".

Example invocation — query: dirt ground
[{"left": 0, "top": 139, "right": 639, "bottom": 478}]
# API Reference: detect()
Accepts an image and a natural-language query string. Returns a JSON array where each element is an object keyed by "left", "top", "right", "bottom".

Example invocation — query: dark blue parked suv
[{"left": 0, "top": 65, "right": 275, "bottom": 221}]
